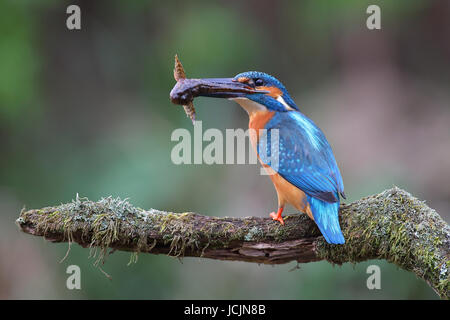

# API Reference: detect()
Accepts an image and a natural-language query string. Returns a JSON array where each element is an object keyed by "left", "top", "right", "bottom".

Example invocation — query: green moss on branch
[{"left": 16, "top": 187, "right": 450, "bottom": 299}]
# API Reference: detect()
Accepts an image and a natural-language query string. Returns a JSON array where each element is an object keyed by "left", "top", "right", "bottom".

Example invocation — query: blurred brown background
[{"left": 1, "top": 0, "right": 449, "bottom": 299}]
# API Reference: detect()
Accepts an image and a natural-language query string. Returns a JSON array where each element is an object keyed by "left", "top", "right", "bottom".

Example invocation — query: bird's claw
[{"left": 270, "top": 211, "right": 285, "bottom": 225}]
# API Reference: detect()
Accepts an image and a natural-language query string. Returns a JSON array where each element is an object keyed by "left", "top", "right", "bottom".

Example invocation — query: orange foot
[{"left": 269, "top": 207, "right": 285, "bottom": 225}]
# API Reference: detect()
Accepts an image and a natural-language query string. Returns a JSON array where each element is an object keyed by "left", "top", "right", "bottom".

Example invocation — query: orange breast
[
  {"left": 268, "top": 173, "right": 314, "bottom": 220},
  {"left": 248, "top": 111, "right": 314, "bottom": 220},
  {"left": 248, "top": 110, "right": 275, "bottom": 147}
]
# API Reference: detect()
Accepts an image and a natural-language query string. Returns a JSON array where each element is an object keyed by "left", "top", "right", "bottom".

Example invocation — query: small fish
[{"left": 173, "top": 55, "right": 196, "bottom": 124}]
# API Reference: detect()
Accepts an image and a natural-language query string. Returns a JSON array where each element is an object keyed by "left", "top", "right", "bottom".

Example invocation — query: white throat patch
[{"left": 229, "top": 97, "right": 267, "bottom": 115}]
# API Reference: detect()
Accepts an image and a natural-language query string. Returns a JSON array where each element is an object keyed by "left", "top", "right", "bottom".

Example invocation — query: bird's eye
[{"left": 255, "top": 79, "right": 264, "bottom": 86}]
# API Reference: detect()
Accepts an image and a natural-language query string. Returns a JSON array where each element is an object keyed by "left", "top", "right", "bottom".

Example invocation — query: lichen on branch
[{"left": 16, "top": 187, "right": 450, "bottom": 299}]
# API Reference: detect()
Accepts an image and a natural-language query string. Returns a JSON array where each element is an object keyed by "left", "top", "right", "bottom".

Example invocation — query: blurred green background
[{"left": 1, "top": 0, "right": 449, "bottom": 299}]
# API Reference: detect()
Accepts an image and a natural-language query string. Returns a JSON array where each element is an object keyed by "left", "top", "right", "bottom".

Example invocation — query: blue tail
[{"left": 307, "top": 195, "right": 345, "bottom": 244}]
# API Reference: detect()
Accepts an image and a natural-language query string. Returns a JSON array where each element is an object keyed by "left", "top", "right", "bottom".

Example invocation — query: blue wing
[
  {"left": 259, "top": 111, "right": 344, "bottom": 203},
  {"left": 258, "top": 111, "right": 346, "bottom": 244}
]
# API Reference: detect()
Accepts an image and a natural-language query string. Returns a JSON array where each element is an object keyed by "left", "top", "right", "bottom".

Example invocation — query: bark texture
[{"left": 16, "top": 187, "right": 450, "bottom": 299}]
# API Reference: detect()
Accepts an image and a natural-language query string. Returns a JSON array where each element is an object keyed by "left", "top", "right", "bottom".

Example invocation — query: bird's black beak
[
  {"left": 194, "top": 78, "right": 268, "bottom": 99},
  {"left": 170, "top": 78, "right": 268, "bottom": 105}
]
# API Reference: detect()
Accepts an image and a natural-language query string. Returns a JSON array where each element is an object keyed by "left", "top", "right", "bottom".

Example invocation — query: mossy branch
[{"left": 16, "top": 187, "right": 449, "bottom": 299}]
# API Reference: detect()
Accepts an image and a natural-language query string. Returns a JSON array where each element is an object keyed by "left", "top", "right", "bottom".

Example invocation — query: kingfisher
[{"left": 172, "top": 71, "right": 346, "bottom": 244}]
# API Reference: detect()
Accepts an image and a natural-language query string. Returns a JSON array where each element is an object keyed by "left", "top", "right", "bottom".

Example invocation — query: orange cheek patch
[
  {"left": 256, "top": 86, "right": 283, "bottom": 98},
  {"left": 237, "top": 77, "right": 250, "bottom": 83}
]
